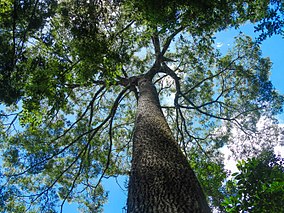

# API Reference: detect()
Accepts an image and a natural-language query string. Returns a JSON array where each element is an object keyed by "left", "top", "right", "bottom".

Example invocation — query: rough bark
[{"left": 127, "top": 76, "right": 211, "bottom": 213}]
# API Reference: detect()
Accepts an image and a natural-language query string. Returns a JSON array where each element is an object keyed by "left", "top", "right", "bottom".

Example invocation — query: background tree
[
  {"left": 222, "top": 150, "right": 284, "bottom": 212},
  {"left": 0, "top": 0, "right": 284, "bottom": 212}
]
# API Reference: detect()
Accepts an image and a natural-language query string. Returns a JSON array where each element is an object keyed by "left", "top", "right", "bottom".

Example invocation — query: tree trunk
[{"left": 127, "top": 76, "right": 211, "bottom": 213}]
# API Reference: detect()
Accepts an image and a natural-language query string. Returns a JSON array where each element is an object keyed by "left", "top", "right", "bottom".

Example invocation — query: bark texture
[{"left": 127, "top": 76, "right": 211, "bottom": 213}]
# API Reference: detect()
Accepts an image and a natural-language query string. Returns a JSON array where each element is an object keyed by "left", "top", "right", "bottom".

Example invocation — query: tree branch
[
  {"left": 161, "top": 26, "right": 184, "bottom": 56},
  {"left": 151, "top": 31, "right": 161, "bottom": 59},
  {"left": 5, "top": 86, "right": 108, "bottom": 178},
  {"left": 184, "top": 55, "right": 243, "bottom": 95},
  {"left": 60, "top": 153, "right": 85, "bottom": 213},
  {"left": 91, "top": 86, "right": 130, "bottom": 190},
  {"left": 161, "top": 62, "right": 236, "bottom": 121},
  {"left": 30, "top": 142, "right": 89, "bottom": 205},
  {"left": 114, "top": 20, "right": 135, "bottom": 38},
  {"left": 177, "top": 108, "right": 210, "bottom": 158}
]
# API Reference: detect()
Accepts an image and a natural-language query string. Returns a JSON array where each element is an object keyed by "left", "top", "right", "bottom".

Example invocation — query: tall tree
[
  {"left": 127, "top": 75, "right": 210, "bottom": 212},
  {"left": 0, "top": 0, "right": 284, "bottom": 212}
]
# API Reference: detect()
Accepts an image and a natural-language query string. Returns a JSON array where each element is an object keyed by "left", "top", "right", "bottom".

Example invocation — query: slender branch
[
  {"left": 12, "top": 87, "right": 130, "bottom": 209},
  {"left": 114, "top": 20, "right": 135, "bottom": 38},
  {"left": 121, "top": 67, "right": 129, "bottom": 78},
  {"left": 153, "top": 73, "right": 168, "bottom": 84},
  {"left": 0, "top": 112, "right": 21, "bottom": 117},
  {"left": 49, "top": 86, "right": 106, "bottom": 144},
  {"left": 161, "top": 26, "right": 184, "bottom": 55},
  {"left": 5, "top": 113, "right": 19, "bottom": 133},
  {"left": 12, "top": 0, "right": 17, "bottom": 66},
  {"left": 161, "top": 62, "right": 236, "bottom": 121},
  {"left": 60, "top": 151, "right": 85, "bottom": 213},
  {"left": 6, "top": 126, "right": 92, "bottom": 179},
  {"left": 31, "top": 142, "right": 89, "bottom": 205},
  {"left": 151, "top": 30, "right": 161, "bottom": 59},
  {"left": 178, "top": 108, "right": 210, "bottom": 158},
  {"left": 64, "top": 80, "right": 106, "bottom": 89},
  {"left": 6, "top": 87, "right": 106, "bottom": 178},
  {"left": 92, "top": 86, "right": 130, "bottom": 190},
  {"left": 184, "top": 55, "right": 243, "bottom": 95},
  {"left": 16, "top": 0, "right": 40, "bottom": 59}
]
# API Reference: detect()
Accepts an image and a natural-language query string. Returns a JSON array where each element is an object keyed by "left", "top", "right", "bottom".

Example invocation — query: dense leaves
[
  {"left": 0, "top": 0, "right": 57, "bottom": 104},
  {"left": 0, "top": 0, "right": 284, "bottom": 212},
  {"left": 222, "top": 150, "right": 284, "bottom": 212},
  {"left": 125, "top": 0, "right": 282, "bottom": 33}
]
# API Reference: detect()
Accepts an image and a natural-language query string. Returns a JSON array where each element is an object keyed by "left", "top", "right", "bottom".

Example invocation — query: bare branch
[
  {"left": 178, "top": 108, "right": 210, "bottom": 158},
  {"left": 161, "top": 62, "right": 236, "bottom": 121}
]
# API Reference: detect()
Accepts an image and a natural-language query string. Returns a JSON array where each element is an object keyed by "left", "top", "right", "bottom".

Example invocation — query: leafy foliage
[
  {"left": 124, "top": 0, "right": 281, "bottom": 33},
  {"left": 222, "top": 150, "right": 284, "bottom": 212},
  {"left": 0, "top": 0, "right": 57, "bottom": 104},
  {"left": 0, "top": 0, "right": 284, "bottom": 212}
]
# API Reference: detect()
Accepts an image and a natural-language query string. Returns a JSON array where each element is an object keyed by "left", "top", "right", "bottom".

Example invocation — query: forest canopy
[{"left": 0, "top": 0, "right": 284, "bottom": 212}]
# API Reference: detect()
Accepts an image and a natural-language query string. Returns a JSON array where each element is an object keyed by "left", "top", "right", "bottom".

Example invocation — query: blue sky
[
  {"left": 60, "top": 24, "right": 284, "bottom": 212},
  {"left": 62, "top": 176, "right": 127, "bottom": 212},
  {"left": 101, "top": 176, "right": 128, "bottom": 212}
]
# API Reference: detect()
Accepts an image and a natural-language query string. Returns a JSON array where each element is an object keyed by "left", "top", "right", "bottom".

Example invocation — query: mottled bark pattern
[{"left": 127, "top": 77, "right": 211, "bottom": 213}]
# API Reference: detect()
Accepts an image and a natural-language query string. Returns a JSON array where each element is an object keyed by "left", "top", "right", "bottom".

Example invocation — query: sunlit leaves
[
  {"left": 224, "top": 35, "right": 284, "bottom": 115},
  {"left": 0, "top": 0, "right": 12, "bottom": 16},
  {"left": 123, "top": 0, "right": 284, "bottom": 36}
]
